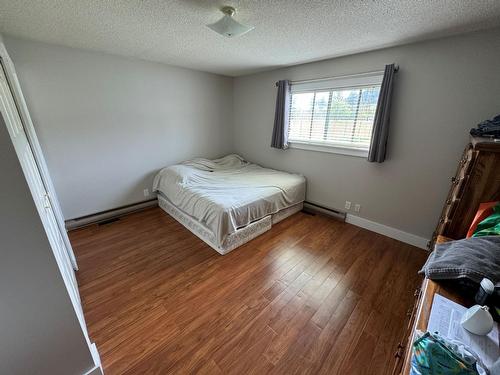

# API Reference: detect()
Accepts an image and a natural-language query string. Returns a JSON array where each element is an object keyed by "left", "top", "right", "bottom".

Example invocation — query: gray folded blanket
[{"left": 419, "top": 236, "right": 500, "bottom": 284}]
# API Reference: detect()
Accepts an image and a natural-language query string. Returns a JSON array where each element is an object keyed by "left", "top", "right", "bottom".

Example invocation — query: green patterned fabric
[
  {"left": 411, "top": 332, "right": 479, "bottom": 375},
  {"left": 473, "top": 203, "right": 500, "bottom": 237}
]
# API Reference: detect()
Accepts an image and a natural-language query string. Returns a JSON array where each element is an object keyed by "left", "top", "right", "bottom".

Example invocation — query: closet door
[
  {"left": 0, "top": 62, "right": 84, "bottom": 324},
  {"left": 0, "top": 54, "right": 78, "bottom": 271}
]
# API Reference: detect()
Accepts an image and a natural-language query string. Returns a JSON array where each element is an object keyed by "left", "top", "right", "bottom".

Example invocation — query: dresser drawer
[
  {"left": 392, "top": 287, "right": 422, "bottom": 375},
  {"left": 430, "top": 144, "right": 478, "bottom": 249}
]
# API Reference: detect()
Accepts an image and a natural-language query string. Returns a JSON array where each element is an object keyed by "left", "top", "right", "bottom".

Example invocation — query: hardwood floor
[{"left": 70, "top": 207, "right": 428, "bottom": 375}]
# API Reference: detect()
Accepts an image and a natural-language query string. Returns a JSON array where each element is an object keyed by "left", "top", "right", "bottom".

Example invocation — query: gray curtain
[
  {"left": 368, "top": 64, "right": 397, "bottom": 163},
  {"left": 271, "top": 80, "right": 291, "bottom": 149}
]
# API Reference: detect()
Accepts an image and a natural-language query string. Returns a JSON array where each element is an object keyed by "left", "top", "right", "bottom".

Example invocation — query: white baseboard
[
  {"left": 345, "top": 214, "right": 429, "bottom": 250},
  {"left": 83, "top": 366, "right": 103, "bottom": 375},
  {"left": 82, "top": 343, "right": 103, "bottom": 375}
]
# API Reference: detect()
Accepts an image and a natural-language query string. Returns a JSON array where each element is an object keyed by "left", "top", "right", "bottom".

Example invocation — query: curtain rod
[{"left": 275, "top": 65, "right": 399, "bottom": 86}]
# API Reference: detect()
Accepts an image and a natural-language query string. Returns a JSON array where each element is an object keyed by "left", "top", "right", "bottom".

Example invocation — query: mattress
[{"left": 153, "top": 154, "right": 306, "bottom": 247}]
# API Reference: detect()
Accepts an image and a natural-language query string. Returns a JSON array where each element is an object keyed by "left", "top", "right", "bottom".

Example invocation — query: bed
[{"left": 153, "top": 154, "right": 306, "bottom": 254}]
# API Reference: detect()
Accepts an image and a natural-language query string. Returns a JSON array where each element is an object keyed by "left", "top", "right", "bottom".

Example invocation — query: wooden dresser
[
  {"left": 393, "top": 236, "right": 470, "bottom": 375},
  {"left": 393, "top": 137, "right": 500, "bottom": 374},
  {"left": 393, "top": 138, "right": 500, "bottom": 375},
  {"left": 430, "top": 137, "right": 500, "bottom": 249}
]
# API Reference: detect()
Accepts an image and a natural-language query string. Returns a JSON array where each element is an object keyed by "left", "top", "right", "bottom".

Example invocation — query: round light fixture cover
[{"left": 207, "top": 6, "right": 254, "bottom": 38}]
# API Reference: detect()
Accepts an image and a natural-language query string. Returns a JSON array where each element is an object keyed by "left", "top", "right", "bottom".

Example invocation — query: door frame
[
  {"left": 0, "top": 36, "right": 102, "bottom": 374},
  {"left": 0, "top": 38, "right": 78, "bottom": 270}
]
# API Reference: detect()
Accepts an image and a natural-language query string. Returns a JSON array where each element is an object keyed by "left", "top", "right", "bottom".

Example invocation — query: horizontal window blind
[{"left": 288, "top": 81, "right": 381, "bottom": 151}]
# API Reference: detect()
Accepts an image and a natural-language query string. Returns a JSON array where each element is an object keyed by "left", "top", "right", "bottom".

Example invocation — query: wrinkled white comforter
[{"left": 153, "top": 154, "right": 306, "bottom": 246}]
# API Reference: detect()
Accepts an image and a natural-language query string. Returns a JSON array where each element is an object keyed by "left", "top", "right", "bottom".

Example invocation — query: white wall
[
  {"left": 5, "top": 28, "right": 500, "bottom": 240},
  {"left": 0, "top": 114, "right": 95, "bottom": 375},
  {"left": 233, "top": 28, "right": 500, "bottom": 240},
  {"left": 3, "top": 36, "right": 233, "bottom": 220}
]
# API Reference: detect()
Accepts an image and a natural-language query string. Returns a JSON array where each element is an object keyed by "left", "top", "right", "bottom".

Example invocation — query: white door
[
  {"left": 0, "top": 51, "right": 78, "bottom": 271},
  {"left": 0, "top": 61, "right": 84, "bottom": 327}
]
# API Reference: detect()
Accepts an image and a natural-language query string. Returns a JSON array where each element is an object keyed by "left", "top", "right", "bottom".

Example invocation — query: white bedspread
[{"left": 153, "top": 154, "right": 306, "bottom": 246}]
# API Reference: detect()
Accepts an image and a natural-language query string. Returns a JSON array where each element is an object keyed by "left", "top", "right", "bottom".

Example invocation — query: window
[{"left": 288, "top": 73, "right": 382, "bottom": 156}]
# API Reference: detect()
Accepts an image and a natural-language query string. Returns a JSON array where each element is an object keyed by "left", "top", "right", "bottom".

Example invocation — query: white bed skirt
[{"left": 158, "top": 194, "right": 303, "bottom": 255}]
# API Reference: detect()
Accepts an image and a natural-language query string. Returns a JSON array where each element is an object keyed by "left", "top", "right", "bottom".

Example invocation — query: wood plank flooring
[{"left": 70, "top": 207, "right": 428, "bottom": 374}]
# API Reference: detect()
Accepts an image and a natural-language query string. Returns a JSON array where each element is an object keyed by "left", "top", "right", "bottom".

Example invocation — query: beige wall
[
  {"left": 3, "top": 36, "right": 234, "bottom": 220},
  {"left": 233, "top": 28, "right": 500, "bottom": 239}
]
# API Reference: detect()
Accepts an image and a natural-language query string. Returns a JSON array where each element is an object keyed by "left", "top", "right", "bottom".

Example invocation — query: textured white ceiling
[{"left": 1, "top": 0, "right": 500, "bottom": 76}]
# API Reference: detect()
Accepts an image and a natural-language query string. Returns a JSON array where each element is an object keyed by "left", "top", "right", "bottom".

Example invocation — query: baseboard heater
[
  {"left": 65, "top": 198, "right": 344, "bottom": 230},
  {"left": 303, "top": 201, "right": 346, "bottom": 222},
  {"left": 65, "top": 198, "right": 158, "bottom": 230}
]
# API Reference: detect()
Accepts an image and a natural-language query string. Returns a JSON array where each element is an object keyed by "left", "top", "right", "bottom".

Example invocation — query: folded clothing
[
  {"left": 472, "top": 202, "right": 500, "bottom": 237},
  {"left": 467, "top": 202, "right": 499, "bottom": 237},
  {"left": 420, "top": 236, "right": 500, "bottom": 285},
  {"left": 470, "top": 114, "right": 500, "bottom": 138}
]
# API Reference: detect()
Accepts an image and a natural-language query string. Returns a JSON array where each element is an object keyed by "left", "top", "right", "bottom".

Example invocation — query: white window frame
[{"left": 287, "top": 72, "right": 383, "bottom": 157}]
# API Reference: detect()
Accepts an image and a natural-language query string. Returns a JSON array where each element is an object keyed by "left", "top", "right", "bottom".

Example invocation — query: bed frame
[{"left": 158, "top": 194, "right": 303, "bottom": 255}]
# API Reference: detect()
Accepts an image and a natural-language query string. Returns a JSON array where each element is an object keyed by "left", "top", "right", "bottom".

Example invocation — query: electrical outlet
[
  {"left": 143, "top": 188, "right": 150, "bottom": 197},
  {"left": 354, "top": 204, "right": 361, "bottom": 213},
  {"left": 344, "top": 201, "right": 351, "bottom": 210}
]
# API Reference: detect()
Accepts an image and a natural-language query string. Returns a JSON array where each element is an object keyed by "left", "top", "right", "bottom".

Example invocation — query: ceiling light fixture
[{"left": 207, "top": 6, "right": 254, "bottom": 38}]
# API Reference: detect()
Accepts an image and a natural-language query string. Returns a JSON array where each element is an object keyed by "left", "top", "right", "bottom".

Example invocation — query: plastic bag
[{"left": 410, "top": 331, "right": 482, "bottom": 375}]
